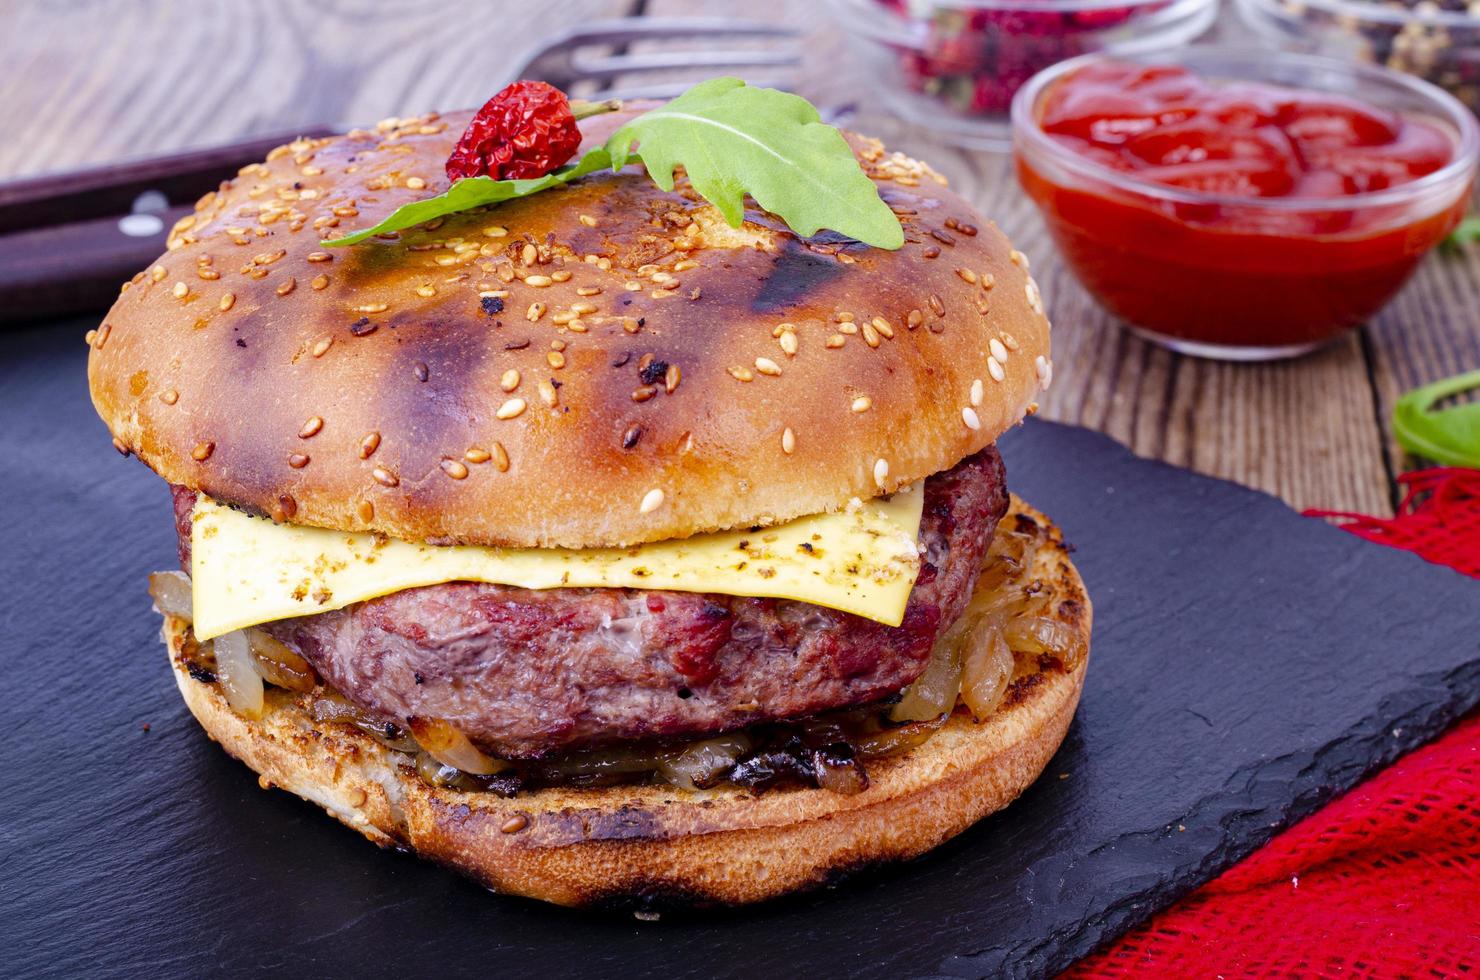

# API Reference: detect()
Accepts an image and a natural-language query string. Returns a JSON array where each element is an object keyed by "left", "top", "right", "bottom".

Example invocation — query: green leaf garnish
[
  {"left": 1442, "top": 215, "right": 1480, "bottom": 253},
  {"left": 322, "top": 147, "right": 615, "bottom": 247},
  {"left": 605, "top": 77, "right": 904, "bottom": 249},
  {"left": 323, "top": 78, "right": 903, "bottom": 250},
  {"left": 1393, "top": 369, "right": 1480, "bottom": 467}
]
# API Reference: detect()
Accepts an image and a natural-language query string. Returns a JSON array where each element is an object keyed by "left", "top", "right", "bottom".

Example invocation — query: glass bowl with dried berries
[
  {"left": 1237, "top": 0, "right": 1480, "bottom": 115},
  {"left": 827, "top": 0, "right": 1218, "bottom": 148}
]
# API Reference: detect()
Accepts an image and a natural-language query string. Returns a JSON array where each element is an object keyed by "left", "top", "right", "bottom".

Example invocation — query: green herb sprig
[
  {"left": 323, "top": 78, "right": 903, "bottom": 250},
  {"left": 1393, "top": 369, "right": 1480, "bottom": 467}
]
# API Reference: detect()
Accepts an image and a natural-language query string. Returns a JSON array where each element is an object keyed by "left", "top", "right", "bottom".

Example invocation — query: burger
[{"left": 87, "top": 83, "right": 1090, "bottom": 908}]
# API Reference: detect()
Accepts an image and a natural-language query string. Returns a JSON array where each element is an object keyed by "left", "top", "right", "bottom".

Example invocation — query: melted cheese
[{"left": 190, "top": 488, "right": 924, "bottom": 641}]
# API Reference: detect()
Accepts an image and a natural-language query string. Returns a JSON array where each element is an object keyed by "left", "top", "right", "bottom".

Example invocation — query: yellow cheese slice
[{"left": 190, "top": 488, "right": 924, "bottom": 641}]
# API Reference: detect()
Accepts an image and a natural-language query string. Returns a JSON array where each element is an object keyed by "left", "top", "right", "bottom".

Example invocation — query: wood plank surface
[{"left": 8, "top": 0, "right": 1478, "bottom": 515}]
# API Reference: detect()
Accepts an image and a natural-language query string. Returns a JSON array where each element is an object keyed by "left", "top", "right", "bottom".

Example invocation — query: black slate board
[{"left": 2, "top": 318, "right": 1476, "bottom": 980}]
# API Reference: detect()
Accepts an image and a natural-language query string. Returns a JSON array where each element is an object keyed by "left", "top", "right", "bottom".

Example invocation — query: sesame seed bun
[
  {"left": 161, "top": 497, "right": 1088, "bottom": 907},
  {"left": 89, "top": 106, "right": 1052, "bottom": 548}
]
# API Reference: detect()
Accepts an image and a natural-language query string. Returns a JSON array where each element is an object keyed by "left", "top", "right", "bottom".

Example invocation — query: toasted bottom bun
[{"left": 164, "top": 496, "right": 1090, "bottom": 908}]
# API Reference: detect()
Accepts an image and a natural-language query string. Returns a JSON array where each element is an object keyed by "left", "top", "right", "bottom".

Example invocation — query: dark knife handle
[{"left": 0, "top": 128, "right": 333, "bottom": 324}]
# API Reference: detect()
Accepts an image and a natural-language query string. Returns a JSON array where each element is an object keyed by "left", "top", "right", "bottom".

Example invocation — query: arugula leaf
[
  {"left": 322, "top": 146, "right": 614, "bottom": 247},
  {"left": 607, "top": 78, "right": 903, "bottom": 250},
  {"left": 1393, "top": 369, "right": 1480, "bottom": 467},
  {"left": 323, "top": 78, "right": 904, "bottom": 250}
]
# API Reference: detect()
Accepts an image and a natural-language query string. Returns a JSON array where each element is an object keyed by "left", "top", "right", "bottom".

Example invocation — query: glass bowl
[
  {"left": 1236, "top": 0, "right": 1480, "bottom": 115},
  {"left": 826, "top": 0, "right": 1219, "bottom": 149},
  {"left": 1012, "top": 47, "right": 1479, "bottom": 359}
]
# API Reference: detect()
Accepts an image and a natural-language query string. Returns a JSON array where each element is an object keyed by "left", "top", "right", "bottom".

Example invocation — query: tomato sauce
[{"left": 1016, "top": 60, "right": 1471, "bottom": 352}]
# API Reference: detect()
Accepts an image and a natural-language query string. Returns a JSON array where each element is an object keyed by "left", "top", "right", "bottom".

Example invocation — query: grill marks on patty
[{"left": 170, "top": 447, "right": 1008, "bottom": 759}]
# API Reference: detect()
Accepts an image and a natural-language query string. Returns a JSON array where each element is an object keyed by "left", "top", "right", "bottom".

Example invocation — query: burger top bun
[{"left": 88, "top": 106, "right": 1052, "bottom": 548}]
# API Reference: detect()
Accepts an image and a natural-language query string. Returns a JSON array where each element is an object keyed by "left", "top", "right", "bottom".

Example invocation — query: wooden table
[{"left": 10, "top": 0, "right": 1477, "bottom": 515}]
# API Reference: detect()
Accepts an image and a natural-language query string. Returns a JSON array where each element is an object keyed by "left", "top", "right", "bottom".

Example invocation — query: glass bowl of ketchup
[{"left": 1012, "top": 48, "right": 1480, "bottom": 359}]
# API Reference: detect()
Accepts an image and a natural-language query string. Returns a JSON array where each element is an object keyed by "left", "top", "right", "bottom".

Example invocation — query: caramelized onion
[
  {"left": 308, "top": 691, "right": 419, "bottom": 752},
  {"left": 657, "top": 735, "right": 751, "bottom": 791},
  {"left": 213, "top": 629, "right": 264, "bottom": 720},
  {"left": 408, "top": 717, "right": 511, "bottom": 776},
  {"left": 148, "top": 570, "right": 193, "bottom": 622},
  {"left": 246, "top": 629, "right": 316, "bottom": 692},
  {"left": 854, "top": 714, "right": 948, "bottom": 758},
  {"left": 1005, "top": 615, "right": 1083, "bottom": 665},
  {"left": 961, "top": 627, "right": 1013, "bottom": 721},
  {"left": 891, "top": 628, "right": 964, "bottom": 722}
]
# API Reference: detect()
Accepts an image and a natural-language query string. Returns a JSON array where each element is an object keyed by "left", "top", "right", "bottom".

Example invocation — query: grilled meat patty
[{"left": 172, "top": 447, "right": 1007, "bottom": 759}]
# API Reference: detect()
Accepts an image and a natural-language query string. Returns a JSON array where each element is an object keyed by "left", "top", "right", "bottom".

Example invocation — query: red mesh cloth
[{"left": 1070, "top": 468, "right": 1480, "bottom": 978}]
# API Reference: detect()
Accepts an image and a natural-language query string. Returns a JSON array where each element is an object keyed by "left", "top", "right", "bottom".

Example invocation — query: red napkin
[{"left": 1071, "top": 468, "right": 1480, "bottom": 977}]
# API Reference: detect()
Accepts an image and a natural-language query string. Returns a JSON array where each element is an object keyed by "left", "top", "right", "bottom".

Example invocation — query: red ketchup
[{"left": 1016, "top": 60, "right": 1471, "bottom": 355}]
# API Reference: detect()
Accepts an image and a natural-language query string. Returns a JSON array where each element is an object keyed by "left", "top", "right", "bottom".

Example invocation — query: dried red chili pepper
[{"left": 447, "top": 81, "right": 614, "bottom": 182}]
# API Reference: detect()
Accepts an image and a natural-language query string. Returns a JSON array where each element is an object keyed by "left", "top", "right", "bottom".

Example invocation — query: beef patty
[{"left": 172, "top": 448, "right": 1007, "bottom": 759}]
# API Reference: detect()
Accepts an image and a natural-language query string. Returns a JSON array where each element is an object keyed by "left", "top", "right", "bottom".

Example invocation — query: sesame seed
[
  {"left": 288, "top": 453, "right": 310, "bottom": 468},
  {"left": 151, "top": 265, "right": 167, "bottom": 282},
  {"left": 312, "top": 336, "right": 333, "bottom": 357},
  {"left": 639, "top": 488, "right": 665, "bottom": 514},
  {"left": 779, "top": 331, "right": 798, "bottom": 356},
  {"left": 989, "top": 338, "right": 1009, "bottom": 362},
  {"left": 622, "top": 423, "right": 642, "bottom": 449},
  {"left": 359, "top": 431, "right": 381, "bottom": 458},
  {"left": 84, "top": 329, "right": 97, "bottom": 346},
  {"left": 826, "top": 334, "right": 846, "bottom": 349},
  {"left": 465, "top": 447, "right": 491, "bottom": 464},
  {"left": 491, "top": 442, "right": 510, "bottom": 471},
  {"left": 112, "top": 437, "right": 131, "bottom": 457},
  {"left": 372, "top": 467, "right": 399, "bottom": 487},
  {"left": 755, "top": 357, "right": 781, "bottom": 376},
  {"left": 546, "top": 350, "right": 566, "bottom": 370},
  {"left": 970, "top": 379, "right": 984, "bottom": 406},
  {"left": 441, "top": 458, "right": 469, "bottom": 479},
  {"left": 928, "top": 294, "right": 945, "bottom": 317},
  {"left": 1025, "top": 277, "right": 1044, "bottom": 316},
  {"left": 579, "top": 214, "right": 597, "bottom": 227},
  {"left": 159, "top": 389, "right": 179, "bottom": 405},
  {"left": 406, "top": 176, "right": 427, "bottom": 190},
  {"left": 525, "top": 275, "right": 552, "bottom": 287},
  {"left": 956, "top": 268, "right": 978, "bottom": 284},
  {"left": 354, "top": 302, "right": 388, "bottom": 314},
  {"left": 861, "top": 322, "right": 881, "bottom": 348},
  {"left": 191, "top": 441, "right": 214, "bottom": 461},
  {"left": 484, "top": 225, "right": 507, "bottom": 238},
  {"left": 625, "top": 281, "right": 642, "bottom": 291},
  {"left": 500, "top": 369, "right": 520, "bottom": 392},
  {"left": 500, "top": 813, "right": 529, "bottom": 834},
  {"left": 333, "top": 205, "right": 358, "bottom": 217},
  {"left": 631, "top": 385, "right": 656, "bottom": 402},
  {"left": 665, "top": 363, "right": 681, "bottom": 393},
  {"left": 275, "top": 494, "right": 298, "bottom": 520},
  {"left": 962, "top": 407, "right": 981, "bottom": 431},
  {"left": 1035, "top": 355, "right": 1053, "bottom": 389},
  {"left": 836, "top": 312, "right": 855, "bottom": 323},
  {"left": 851, "top": 396, "right": 872, "bottom": 413},
  {"left": 923, "top": 246, "right": 940, "bottom": 259},
  {"left": 497, "top": 398, "right": 527, "bottom": 419},
  {"left": 172, "top": 282, "right": 189, "bottom": 299},
  {"left": 906, "top": 309, "right": 923, "bottom": 329},
  {"left": 651, "top": 288, "right": 677, "bottom": 299},
  {"left": 1010, "top": 249, "right": 1030, "bottom": 269},
  {"left": 621, "top": 317, "right": 641, "bottom": 334},
  {"left": 306, "top": 251, "right": 332, "bottom": 263},
  {"left": 253, "top": 249, "right": 287, "bottom": 266},
  {"left": 576, "top": 286, "right": 602, "bottom": 297},
  {"left": 520, "top": 243, "right": 538, "bottom": 265},
  {"left": 1002, "top": 333, "right": 1020, "bottom": 351},
  {"left": 526, "top": 302, "right": 545, "bottom": 322},
  {"left": 93, "top": 323, "right": 111, "bottom": 349},
  {"left": 782, "top": 427, "right": 795, "bottom": 454},
  {"left": 728, "top": 366, "right": 754, "bottom": 382},
  {"left": 674, "top": 259, "right": 698, "bottom": 272},
  {"left": 873, "top": 458, "right": 889, "bottom": 488},
  {"left": 838, "top": 322, "right": 858, "bottom": 335},
  {"left": 981, "top": 272, "right": 996, "bottom": 290},
  {"left": 988, "top": 356, "right": 1006, "bottom": 382},
  {"left": 871, "top": 316, "right": 894, "bottom": 339},
  {"left": 312, "top": 274, "right": 330, "bottom": 291},
  {"left": 197, "top": 268, "right": 220, "bottom": 281},
  {"left": 413, "top": 361, "right": 429, "bottom": 382},
  {"left": 276, "top": 277, "right": 296, "bottom": 296}
]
